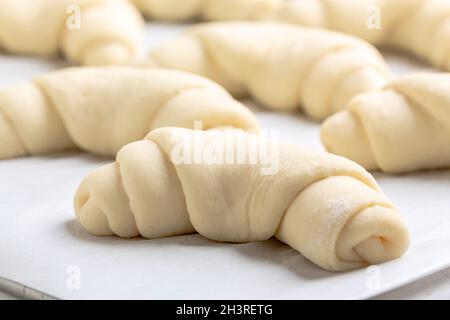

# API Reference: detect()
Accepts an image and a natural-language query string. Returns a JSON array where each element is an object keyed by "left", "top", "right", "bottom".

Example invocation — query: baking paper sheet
[{"left": 0, "top": 23, "right": 449, "bottom": 300}]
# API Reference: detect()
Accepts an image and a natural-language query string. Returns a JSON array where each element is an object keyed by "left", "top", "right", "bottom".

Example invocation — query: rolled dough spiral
[
  {"left": 131, "top": 0, "right": 280, "bottom": 21},
  {"left": 75, "top": 127, "right": 409, "bottom": 271},
  {"left": 0, "top": 0, "right": 144, "bottom": 65},
  {"left": 286, "top": 0, "right": 450, "bottom": 71},
  {"left": 129, "top": 0, "right": 334, "bottom": 25},
  {"left": 148, "top": 22, "right": 391, "bottom": 121},
  {"left": 322, "top": 72, "right": 450, "bottom": 173},
  {"left": 0, "top": 67, "right": 259, "bottom": 159},
  {"left": 136, "top": 0, "right": 450, "bottom": 71}
]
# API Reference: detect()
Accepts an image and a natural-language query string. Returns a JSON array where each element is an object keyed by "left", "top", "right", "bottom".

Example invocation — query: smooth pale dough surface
[
  {"left": 148, "top": 22, "right": 391, "bottom": 121},
  {"left": 74, "top": 127, "right": 410, "bottom": 272},
  {"left": 135, "top": 0, "right": 450, "bottom": 71},
  {"left": 0, "top": 0, "right": 144, "bottom": 65},
  {"left": 130, "top": 0, "right": 329, "bottom": 25},
  {"left": 321, "top": 72, "right": 450, "bottom": 173},
  {"left": 132, "top": 0, "right": 280, "bottom": 21},
  {"left": 0, "top": 67, "right": 259, "bottom": 159},
  {"left": 290, "top": 0, "right": 450, "bottom": 71}
]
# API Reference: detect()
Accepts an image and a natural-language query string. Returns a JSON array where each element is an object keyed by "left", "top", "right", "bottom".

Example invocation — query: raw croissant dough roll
[
  {"left": 131, "top": 0, "right": 279, "bottom": 21},
  {"left": 130, "top": 0, "right": 326, "bottom": 25},
  {"left": 148, "top": 22, "right": 391, "bottom": 121},
  {"left": 283, "top": 0, "right": 450, "bottom": 71},
  {"left": 322, "top": 73, "right": 450, "bottom": 173},
  {"left": 0, "top": 0, "right": 144, "bottom": 65},
  {"left": 75, "top": 127, "right": 409, "bottom": 271},
  {"left": 0, "top": 67, "right": 259, "bottom": 160},
  {"left": 135, "top": 0, "right": 450, "bottom": 71}
]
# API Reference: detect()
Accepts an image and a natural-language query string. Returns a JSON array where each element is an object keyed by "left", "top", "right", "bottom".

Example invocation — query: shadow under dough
[{"left": 64, "top": 219, "right": 335, "bottom": 280}]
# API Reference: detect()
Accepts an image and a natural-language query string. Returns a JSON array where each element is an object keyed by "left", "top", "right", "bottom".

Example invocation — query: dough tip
[
  {"left": 321, "top": 110, "right": 378, "bottom": 171},
  {"left": 74, "top": 176, "right": 113, "bottom": 236},
  {"left": 83, "top": 43, "right": 133, "bottom": 66}
]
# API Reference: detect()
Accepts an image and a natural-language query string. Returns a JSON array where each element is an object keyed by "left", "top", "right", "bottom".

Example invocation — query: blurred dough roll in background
[
  {"left": 148, "top": 22, "right": 391, "bottom": 121},
  {"left": 75, "top": 127, "right": 410, "bottom": 272},
  {"left": 131, "top": 0, "right": 317, "bottom": 24},
  {"left": 0, "top": 67, "right": 259, "bottom": 159},
  {"left": 136, "top": 0, "right": 450, "bottom": 71},
  {"left": 0, "top": 0, "right": 144, "bottom": 65},
  {"left": 292, "top": 0, "right": 450, "bottom": 71},
  {"left": 1, "top": 0, "right": 449, "bottom": 70}
]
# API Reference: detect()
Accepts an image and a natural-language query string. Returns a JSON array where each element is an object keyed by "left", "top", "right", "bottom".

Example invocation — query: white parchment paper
[{"left": 0, "top": 23, "right": 449, "bottom": 300}]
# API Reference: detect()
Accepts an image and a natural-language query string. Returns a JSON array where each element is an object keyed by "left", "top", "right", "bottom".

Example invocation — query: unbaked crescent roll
[
  {"left": 131, "top": 0, "right": 279, "bottom": 21},
  {"left": 321, "top": 73, "right": 450, "bottom": 173},
  {"left": 130, "top": 0, "right": 327, "bottom": 26},
  {"left": 74, "top": 127, "right": 410, "bottom": 272},
  {"left": 135, "top": 0, "right": 450, "bottom": 71},
  {"left": 284, "top": 0, "right": 450, "bottom": 71},
  {"left": 0, "top": 0, "right": 144, "bottom": 66},
  {"left": 0, "top": 67, "right": 259, "bottom": 160},
  {"left": 147, "top": 22, "right": 391, "bottom": 121}
]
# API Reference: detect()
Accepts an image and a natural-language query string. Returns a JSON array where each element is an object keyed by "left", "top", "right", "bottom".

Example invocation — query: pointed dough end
[
  {"left": 83, "top": 43, "right": 132, "bottom": 66},
  {"left": 74, "top": 181, "right": 114, "bottom": 237},
  {"left": 321, "top": 110, "right": 378, "bottom": 171}
]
